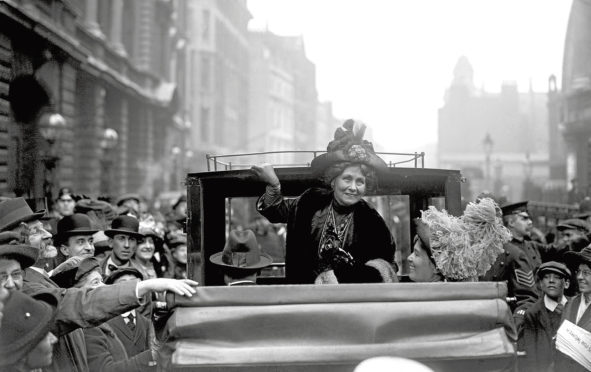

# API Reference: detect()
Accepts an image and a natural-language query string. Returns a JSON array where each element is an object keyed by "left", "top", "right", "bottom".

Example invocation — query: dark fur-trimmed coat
[{"left": 257, "top": 187, "right": 395, "bottom": 284}]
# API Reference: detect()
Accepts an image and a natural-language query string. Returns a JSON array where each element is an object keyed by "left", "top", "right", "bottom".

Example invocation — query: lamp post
[
  {"left": 171, "top": 146, "right": 181, "bottom": 190},
  {"left": 523, "top": 152, "right": 533, "bottom": 199},
  {"left": 100, "top": 128, "right": 119, "bottom": 198},
  {"left": 38, "top": 111, "right": 67, "bottom": 203},
  {"left": 482, "top": 133, "right": 494, "bottom": 192}
]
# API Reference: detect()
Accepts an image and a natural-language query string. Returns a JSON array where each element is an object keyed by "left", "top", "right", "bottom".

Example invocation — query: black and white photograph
[{"left": 0, "top": 0, "right": 590, "bottom": 371}]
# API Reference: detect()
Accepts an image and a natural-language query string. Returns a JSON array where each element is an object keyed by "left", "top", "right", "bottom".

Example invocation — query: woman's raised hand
[{"left": 251, "top": 163, "right": 280, "bottom": 187}]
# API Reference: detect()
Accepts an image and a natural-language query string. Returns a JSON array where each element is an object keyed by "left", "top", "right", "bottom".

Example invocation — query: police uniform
[{"left": 481, "top": 202, "right": 540, "bottom": 314}]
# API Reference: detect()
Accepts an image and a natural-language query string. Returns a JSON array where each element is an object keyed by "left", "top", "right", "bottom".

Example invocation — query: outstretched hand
[
  {"left": 137, "top": 278, "right": 198, "bottom": 298},
  {"left": 251, "top": 163, "right": 280, "bottom": 187},
  {"left": 51, "top": 255, "right": 85, "bottom": 276}
]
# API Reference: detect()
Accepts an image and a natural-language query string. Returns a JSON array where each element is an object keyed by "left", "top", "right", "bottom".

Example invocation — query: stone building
[{"left": 0, "top": 0, "right": 183, "bottom": 207}]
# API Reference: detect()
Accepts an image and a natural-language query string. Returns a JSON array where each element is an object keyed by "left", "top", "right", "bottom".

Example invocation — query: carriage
[{"left": 160, "top": 151, "right": 518, "bottom": 371}]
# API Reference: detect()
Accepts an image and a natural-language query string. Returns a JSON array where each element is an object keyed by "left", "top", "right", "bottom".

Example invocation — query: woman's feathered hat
[
  {"left": 416, "top": 198, "right": 511, "bottom": 281},
  {"left": 310, "top": 119, "right": 388, "bottom": 176}
]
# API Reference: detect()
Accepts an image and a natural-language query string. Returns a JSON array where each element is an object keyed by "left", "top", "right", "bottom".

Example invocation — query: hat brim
[
  {"left": 0, "top": 290, "right": 57, "bottom": 366},
  {"left": 104, "top": 229, "right": 144, "bottom": 239},
  {"left": 536, "top": 267, "right": 570, "bottom": 279},
  {"left": 209, "top": 252, "right": 273, "bottom": 270},
  {"left": 564, "top": 250, "right": 591, "bottom": 269},
  {"left": 0, "top": 210, "right": 46, "bottom": 231},
  {"left": 0, "top": 244, "right": 38, "bottom": 268},
  {"left": 310, "top": 151, "right": 389, "bottom": 178}
]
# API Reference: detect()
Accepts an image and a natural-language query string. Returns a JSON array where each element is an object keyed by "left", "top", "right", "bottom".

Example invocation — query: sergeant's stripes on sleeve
[{"left": 515, "top": 269, "right": 535, "bottom": 288}]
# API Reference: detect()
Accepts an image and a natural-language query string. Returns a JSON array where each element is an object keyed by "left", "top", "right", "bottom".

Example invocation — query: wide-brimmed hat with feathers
[
  {"left": 416, "top": 198, "right": 511, "bottom": 280},
  {"left": 310, "top": 119, "right": 388, "bottom": 177}
]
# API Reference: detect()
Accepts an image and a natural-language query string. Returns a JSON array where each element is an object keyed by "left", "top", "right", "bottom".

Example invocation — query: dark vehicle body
[{"left": 161, "top": 152, "right": 517, "bottom": 371}]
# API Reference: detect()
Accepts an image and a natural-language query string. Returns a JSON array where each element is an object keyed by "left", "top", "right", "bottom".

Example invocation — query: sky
[{"left": 247, "top": 0, "right": 572, "bottom": 153}]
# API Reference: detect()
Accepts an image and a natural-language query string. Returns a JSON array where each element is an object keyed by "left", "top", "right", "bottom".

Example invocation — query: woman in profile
[
  {"left": 408, "top": 197, "right": 511, "bottom": 282},
  {"left": 252, "top": 119, "right": 397, "bottom": 284}
]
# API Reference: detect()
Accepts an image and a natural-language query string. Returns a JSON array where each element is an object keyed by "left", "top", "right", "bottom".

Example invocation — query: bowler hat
[
  {"left": 115, "top": 193, "right": 141, "bottom": 207},
  {"left": 51, "top": 257, "right": 101, "bottom": 288},
  {"left": 104, "top": 267, "right": 144, "bottom": 285},
  {"left": 104, "top": 215, "right": 143, "bottom": 239},
  {"left": 536, "top": 261, "right": 571, "bottom": 279},
  {"left": 210, "top": 229, "right": 272, "bottom": 270},
  {"left": 55, "top": 214, "right": 98, "bottom": 244},
  {"left": 0, "top": 231, "right": 38, "bottom": 268},
  {"left": 0, "top": 290, "right": 58, "bottom": 366},
  {"left": 564, "top": 246, "right": 591, "bottom": 269},
  {"left": 500, "top": 201, "right": 529, "bottom": 217},
  {"left": 557, "top": 218, "right": 591, "bottom": 234},
  {"left": 0, "top": 197, "right": 45, "bottom": 232},
  {"left": 310, "top": 119, "right": 388, "bottom": 178}
]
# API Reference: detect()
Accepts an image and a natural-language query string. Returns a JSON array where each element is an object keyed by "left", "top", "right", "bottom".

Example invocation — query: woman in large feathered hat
[
  {"left": 251, "top": 119, "right": 396, "bottom": 284},
  {"left": 410, "top": 197, "right": 511, "bottom": 282}
]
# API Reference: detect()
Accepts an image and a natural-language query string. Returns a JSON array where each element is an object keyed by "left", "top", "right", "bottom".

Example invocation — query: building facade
[
  {"left": 558, "top": 0, "right": 591, "bottom": 201},
  {"left": 438, "top": 57, "right": 552, "bottom": 203},
  {"left": 0, "top": 0, "right": 184, "bottom": 207}
]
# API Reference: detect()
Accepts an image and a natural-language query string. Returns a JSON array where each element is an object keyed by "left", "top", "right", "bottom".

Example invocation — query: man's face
[
  {"left": 112, "top": 274, "right": 140, "bottom": 284},
  {"left": 509, "top": 213, "right": 532, "bottom": 239},
  {"left": 0, "top": 258, "right": 23, "bottom": 291},
  {"left": 23, "top": 221, "right": 56, "bottom": 259},
  {"left": 577, "top": 263, "right": 591, "bottom": 295},
  {"left": 75, "top": 270, "right": 103, "bottom": 289},
  {"left": 110, "top": 234, "right": 137, "bottom": 263},
  {"left": 56, "top": 195, "right": 75, "bottom": 217},
  {"left": 172, "top": 245, "right": 187, "bottom": 264},
  {"left": 539, "top": 272, "right": 568, "bottom": 301},
  {"left": 61, "top": 235, "right": 94, "bottom": 258},
  {"left": 561, "top": 229, "right": 587, "bottom": 245}
]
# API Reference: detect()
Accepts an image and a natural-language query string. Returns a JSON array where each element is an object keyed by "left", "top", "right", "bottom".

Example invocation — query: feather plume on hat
[{"left": 419, "top": 197, "right": 511, "bottom": 280}]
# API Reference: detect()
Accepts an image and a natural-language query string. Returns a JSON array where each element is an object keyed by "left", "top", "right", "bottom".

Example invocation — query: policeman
[{"left": 481, "top": 202, "right": 539, "bottom": 318}]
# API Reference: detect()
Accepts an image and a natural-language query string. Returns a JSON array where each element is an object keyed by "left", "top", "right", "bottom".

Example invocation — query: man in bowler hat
[
  {"left": 55, "top": 213, "right": 98, "bottom": 263},
  {"left": 101, "top": 215, "right": 144, "bottom": 277},
  {"left": 210, "top": 229, "right": 273, "bottom": 285}
]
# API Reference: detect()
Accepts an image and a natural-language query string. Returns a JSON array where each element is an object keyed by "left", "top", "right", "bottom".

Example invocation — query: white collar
[
  {"left": 121, "top": 309, "right": 136, "bottom": 318},
  {"left": 29, "top": 266, "right": 49, "bottom": 277},
  {"left": 544, "top": 294, "right": 567, "bottom": 311}
]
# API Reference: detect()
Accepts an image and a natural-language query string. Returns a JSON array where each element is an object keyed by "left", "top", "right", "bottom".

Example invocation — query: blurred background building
[{"left": 0, "top": 0, "right": 338, "bottom": 207}]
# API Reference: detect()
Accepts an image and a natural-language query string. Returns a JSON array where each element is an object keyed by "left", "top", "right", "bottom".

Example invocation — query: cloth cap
[
  {"left": 210, "top": 229, "right": 273, "bottom": 270},
  {"left": 0, "top": 197, "right": 45, "bottom": 232},
  {"left": 564, "top": 246, "right": 591, "bottom": 269},
  {"left": 500, "top": 201, "right": 529, "bottom": 217},
  {"left": 104, "top": 267, "right": 144, "bottom": 285},
  {"left": 51, "top": 257, "right": 101, "bottom": 288},
  {"left": 557, "top": 218, "right": 591, "bottom": 234},
  {"left": 536, "top": 261, "right": 571, "bottom": 279},
  {"left": 0, "top": 290, "right": 58, "bottom": 366},
  {"left": 115, "top": 193, "right": 141, "bottom": 207}
]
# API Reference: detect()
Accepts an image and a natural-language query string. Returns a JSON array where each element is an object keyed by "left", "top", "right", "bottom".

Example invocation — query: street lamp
[
  {"left": 38, "top": 110, "right": 67, "bottom": 202},
  {"left": 482, "top": 133, "right": 494, "bottom": 192},
  {"left": 171, "top": 146, "right": 181, "bottom": 190},
  {"left": 100, "top": 128, "right": 119, "bottom": 198}
]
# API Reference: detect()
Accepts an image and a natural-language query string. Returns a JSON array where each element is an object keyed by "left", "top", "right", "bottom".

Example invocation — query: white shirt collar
[
  {"left": 29, "top": 266, "right": 49, "bottom": 277},
  {"left": 121, "top": 309, "right": 136, "bottom": 319},
  {"left": 544, "top": 294, "right": 567, "bottom": 311}
]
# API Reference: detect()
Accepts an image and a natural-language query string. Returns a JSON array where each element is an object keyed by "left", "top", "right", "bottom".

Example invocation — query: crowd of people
[
  {"left": 0, "top": 191, "right": 196, "bottom": 371},
  {"left": 1, "top": 119, "right": 591, "bottom": 371}
]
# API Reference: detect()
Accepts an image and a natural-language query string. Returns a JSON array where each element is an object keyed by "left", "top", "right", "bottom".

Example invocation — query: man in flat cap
[
  {"left": 518, "top": 261, "right": 570, "bottom": 372},
  {"left": 556, "top": 218, "right": 591, "bottom": 253}
]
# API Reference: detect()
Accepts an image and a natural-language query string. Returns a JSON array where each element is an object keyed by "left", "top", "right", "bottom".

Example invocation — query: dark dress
[{"left": 257, "top": 187, "right": 395, "bottom": 284}]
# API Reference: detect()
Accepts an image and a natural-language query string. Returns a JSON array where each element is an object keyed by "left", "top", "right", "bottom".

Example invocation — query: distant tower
[{"left": 445, "top": 56, "right": 475, "bottom": 104}]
